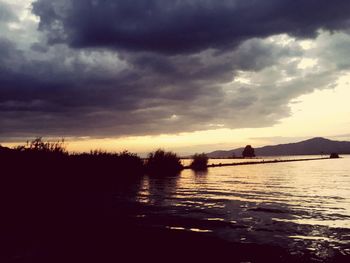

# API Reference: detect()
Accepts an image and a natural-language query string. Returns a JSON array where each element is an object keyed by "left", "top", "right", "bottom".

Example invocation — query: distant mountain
[{"left": 207, "top": 137, "right": 350, "bottom": 158}]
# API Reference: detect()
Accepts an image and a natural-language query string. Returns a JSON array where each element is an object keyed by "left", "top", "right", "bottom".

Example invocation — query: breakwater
[{"left": 183, "top": 157, "right": 331, "bottom": 169}]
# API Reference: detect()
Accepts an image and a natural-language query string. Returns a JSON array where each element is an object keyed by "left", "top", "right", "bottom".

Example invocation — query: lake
[{"left": 118, "top": 155, "right": 350, "bottom": 261}]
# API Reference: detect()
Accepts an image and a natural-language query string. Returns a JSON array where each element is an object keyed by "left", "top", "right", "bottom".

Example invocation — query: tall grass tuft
[
  {"left": 15, "top": 137, "right": 67, "bottom": 155},
  {"left": 190, "top": 153, "right": 209, "bottom": 171},
  {"left": 146, "top": 149, "right": 183, "bottom": 176}
]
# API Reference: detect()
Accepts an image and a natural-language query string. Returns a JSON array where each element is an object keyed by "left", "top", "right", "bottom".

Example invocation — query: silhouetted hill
[{"left": 207, "top": 137, "right": 350, "bottom": 157}]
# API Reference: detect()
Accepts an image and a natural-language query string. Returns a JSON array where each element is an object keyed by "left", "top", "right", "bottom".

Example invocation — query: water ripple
[{"left": 127, "top": 156, "right": 350, "bottom": 260}]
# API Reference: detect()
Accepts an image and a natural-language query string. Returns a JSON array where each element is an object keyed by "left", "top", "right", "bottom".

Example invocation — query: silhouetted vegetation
[
  {"left": 0, "top": 138, "right": 145, "bottom": 261},
  {"left": 242, "top": 145, "right": 255, "bottom": 158},
  {"left": 330, "top": 152, "right": 340, "bottom": 158},
  {"left": 1, "top": 138, "right": 144, "bottom": 191},
  {"left": 145, "top": 149, "right": 183, "bottom": 176},
  {"left": 15, "top": 137, "right": 68, "bottom": 155},
  {"left": 190, "top": 153, "right": 209, "bottom": 171}
]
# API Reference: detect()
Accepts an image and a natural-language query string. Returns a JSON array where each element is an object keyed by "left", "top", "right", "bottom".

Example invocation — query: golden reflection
[
  {"left": 166, "top": 226, "right": 186, "bottom": 231},
  {"left": 189, "top": 228, "right": 213, "bottom": 233},
  {"left": 165, "top": 226, "right": 212, "bottom": 233}
]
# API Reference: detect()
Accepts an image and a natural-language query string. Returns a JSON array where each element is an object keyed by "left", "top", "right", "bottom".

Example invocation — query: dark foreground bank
[
  {"left": 1, "top": 161, "right": 348, "bottom": 262},
  {"left": 0, "top": 142, "right": 348, "bottom": 262}
]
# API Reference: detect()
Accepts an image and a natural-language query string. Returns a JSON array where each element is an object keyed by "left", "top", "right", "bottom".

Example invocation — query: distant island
[{"left": 207, "top": 137, "right": 350, "bottom": 158}]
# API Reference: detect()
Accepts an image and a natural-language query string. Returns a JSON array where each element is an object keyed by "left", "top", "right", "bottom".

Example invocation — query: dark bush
[
  {"left": 116, "top": 150, "right": 145, "bottom": 176},
  {"left": 146, "top": 149, "right": 183, "bottom": 176},
  {"left": 190, "top": 153, "right": 209, "bottom": 171}
]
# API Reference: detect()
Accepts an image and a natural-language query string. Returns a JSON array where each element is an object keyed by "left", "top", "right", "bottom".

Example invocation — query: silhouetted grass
[
  {"left": 1, "top": 138, "right": 145, "bottom": 196},
  {"left": 0, "top": 138, "right": 145, "bottom": 262},
  {"left": 13, "top": 137, "right": 68, "bottom": 156}
]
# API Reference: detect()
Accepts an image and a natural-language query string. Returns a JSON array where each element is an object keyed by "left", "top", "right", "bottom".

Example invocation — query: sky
[{"left": 1, "top": 0, "right": 350, "bottom": 155}]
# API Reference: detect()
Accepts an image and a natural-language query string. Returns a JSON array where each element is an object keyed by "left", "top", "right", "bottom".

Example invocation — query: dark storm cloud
[
  {"left": 32, "top": 0, "right": 350, "bottom": 54},
  {"left": 0, "top": 35, "right": 300, "bottom": 138},
  {"left": 1, "top": 0, "right": 350, "bottom": 141}
]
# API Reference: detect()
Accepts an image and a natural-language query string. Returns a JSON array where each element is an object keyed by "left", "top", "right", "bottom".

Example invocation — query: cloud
[
  {"left": 0, "top": 1, "right": 16, "bottom": 22},
  {"left": 32, "top": 0, "right": 350, "bottom": 54},
  {"left": 0, "top": 33, "right": 343, "bottom": 138},
  {"left": 1, "top": 1, "right": 350, "bottom": 141}
]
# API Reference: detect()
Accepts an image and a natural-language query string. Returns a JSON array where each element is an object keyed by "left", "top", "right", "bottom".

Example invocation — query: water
[{"left": 120, "top": 156, "right": 350, "bottom": 260}]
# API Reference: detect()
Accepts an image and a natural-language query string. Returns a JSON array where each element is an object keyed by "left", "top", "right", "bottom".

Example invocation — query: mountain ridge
[{"left": 206, "top": 137, "right": 350, "bottom": 158}]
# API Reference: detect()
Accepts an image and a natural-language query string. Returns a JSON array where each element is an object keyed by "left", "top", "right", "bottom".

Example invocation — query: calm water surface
[{"left": 119, "top": 156, "right": 350, "bottom": 260}]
